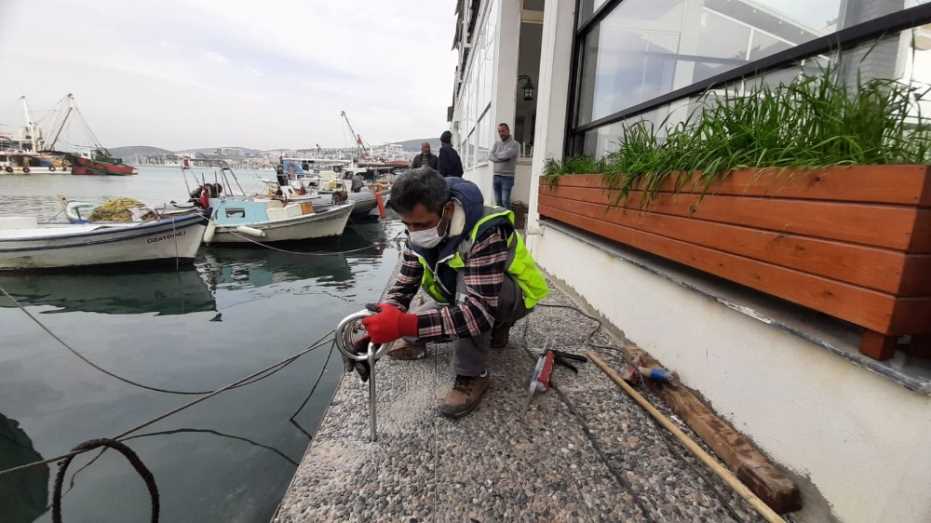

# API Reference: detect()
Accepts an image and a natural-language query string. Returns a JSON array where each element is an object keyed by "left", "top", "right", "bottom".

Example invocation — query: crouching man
[{"left": 361, "top": 167, "right": 549, "bottom": 418}]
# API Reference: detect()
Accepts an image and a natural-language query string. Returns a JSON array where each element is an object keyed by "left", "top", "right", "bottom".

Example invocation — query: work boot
[
  {"left": 386, "top": 340, "right": 427, "bottom": 360},
  {"left": 438, "top": 373, "right": 490, "bottom": 418},
  {"left": 491, "top": 322, "right": 511, "bottom": 349}
]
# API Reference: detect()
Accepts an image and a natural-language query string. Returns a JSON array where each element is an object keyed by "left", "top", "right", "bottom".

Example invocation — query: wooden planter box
[{"left": 538, "top": 166, "right": 931, "bottom": 361}]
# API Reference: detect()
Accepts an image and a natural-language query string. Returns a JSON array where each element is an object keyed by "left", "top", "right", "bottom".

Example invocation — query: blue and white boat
[
  {"left": 180, "top": 161, "right": 354, "bottom": 244},
  {"left": 205, "top": 196, "right": 354, "bottom": 244}
]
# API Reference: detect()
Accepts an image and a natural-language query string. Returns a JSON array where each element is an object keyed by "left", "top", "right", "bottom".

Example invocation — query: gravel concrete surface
[{"left": 273, "top": 281, "right": 773, "bottom": 522}]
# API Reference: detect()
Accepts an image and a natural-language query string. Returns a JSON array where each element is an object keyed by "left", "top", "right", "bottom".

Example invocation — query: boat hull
[
  {"left": 0, "top": 214, "right": 205, "bottom": 270},
  {"left": 71, "top": 156, "right": 137, "bottom": 176},
  {"left": 210, "top": 203, "right": 353, "bottom": 243}
]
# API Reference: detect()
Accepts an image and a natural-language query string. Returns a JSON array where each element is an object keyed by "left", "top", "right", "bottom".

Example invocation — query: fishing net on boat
[{"left": 89, "top": 197, "right": 150, "bottom": 222}]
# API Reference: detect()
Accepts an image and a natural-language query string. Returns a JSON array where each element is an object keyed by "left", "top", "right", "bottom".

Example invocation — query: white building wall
[
  {"left": 526, "top": 0, "right": 574, "bottom": 241},
  {"left": 523, "top": 1, "right": 931, "bottom": 522}
]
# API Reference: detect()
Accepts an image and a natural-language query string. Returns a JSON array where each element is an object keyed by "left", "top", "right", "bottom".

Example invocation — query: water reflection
[
  {"left": 0, "top": 220, "right": 402, "bottom": 523},
  {"left": 0, "top": 268, "right": 215, "bottom": 316},
  {"left": 0, "top": 413, "right": 49, "bottom": 523}
]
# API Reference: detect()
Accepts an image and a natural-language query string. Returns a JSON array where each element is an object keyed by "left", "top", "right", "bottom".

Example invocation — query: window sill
[{"left": 540, "top": 218, "right": 931, "bottom": 395}]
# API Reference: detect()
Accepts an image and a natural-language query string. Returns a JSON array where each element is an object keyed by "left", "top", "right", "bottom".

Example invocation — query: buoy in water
[
  {"left": 203, "top": 220, "right": 217, "bottom": 243},
  {"left": 236, "top": 225, "right": 266, "bottom": 238},
  {"left": 374, "top": 190, "right": 386, "bottom": 218}
]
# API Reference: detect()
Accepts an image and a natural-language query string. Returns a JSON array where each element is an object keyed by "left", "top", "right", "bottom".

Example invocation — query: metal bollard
[{"left": 334, "top": 310, "right": 390, "bottom": 442}]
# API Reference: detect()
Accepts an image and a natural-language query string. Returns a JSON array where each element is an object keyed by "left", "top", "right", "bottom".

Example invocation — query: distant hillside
[
  {"left": 110, "top": 145, "right": 174, "bottom": 157},
  {"left": 110, "top": 140, "right": 443, "bottom": 157},
  {"left": 176, "top": 146, "right": 263, "bottom": 156},
  {"left": 394, "top": 138, "right": 442, "bottom": 152}
]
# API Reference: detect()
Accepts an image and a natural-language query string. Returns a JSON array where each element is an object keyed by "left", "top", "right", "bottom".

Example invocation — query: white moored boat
[
  {"left": 0, "top": 213, "right": 206, "bottom": 270},
  {"left": 207, "top": 197, "right": 354, "bottom": 243},
  {"left": 180, "top": 160, "right": 355, "bottom": 244}
]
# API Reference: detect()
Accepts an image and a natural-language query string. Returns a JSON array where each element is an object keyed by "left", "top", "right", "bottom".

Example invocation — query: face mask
[{"left": 408, "top": 208, "right": 447, "bottom": 249}]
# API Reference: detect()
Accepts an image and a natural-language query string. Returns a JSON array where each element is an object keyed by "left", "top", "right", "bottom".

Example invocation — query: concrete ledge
[{"left": 273, "top": 282, "right": 771, "bottom": 522}]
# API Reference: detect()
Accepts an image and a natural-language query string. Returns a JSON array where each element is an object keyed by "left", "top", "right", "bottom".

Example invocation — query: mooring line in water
[
  {"left": 0, "top": 329, "right": 335, "bottom": 478},
  {"left": 288, "top": 340, "right": 337, "bottom": 439},
  {"left": 226, "top": 229, "right": 390, "bottom": 255},
  {"left": 0, "top": 284, "right": 325, "bottom": 396},
  {"left": 52, "top": 438, "right": 160, "bottom": 523},
  {"left": 53, "top": 425, "right": 301, "bottom": 510},
  {"left": 188, "top": 211, "right": 403, "bottom": 257}
]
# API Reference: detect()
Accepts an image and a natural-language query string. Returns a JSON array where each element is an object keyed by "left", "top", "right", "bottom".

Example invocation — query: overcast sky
[{"left": 0, "top": 0, "right": 458, "bottom": 151}]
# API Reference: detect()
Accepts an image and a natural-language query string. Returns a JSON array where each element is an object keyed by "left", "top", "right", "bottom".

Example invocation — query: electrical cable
[{"left": 532, "top": 302, "right": 626, "bottom": 353}]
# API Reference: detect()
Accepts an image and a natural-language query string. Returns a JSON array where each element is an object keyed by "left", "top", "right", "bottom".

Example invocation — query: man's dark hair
[
  {"left": 440, "top": 130, "right": 452, "bottom": 144},
  {"left": 389, "top": 167, "right": 449, "bottom": 214},
  {"left": 498, "top": 123, "right": 510, "bottom": 131}
]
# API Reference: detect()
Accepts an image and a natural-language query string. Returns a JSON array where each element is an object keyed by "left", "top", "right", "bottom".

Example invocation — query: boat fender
[
  {"left": 236, "top": 225, "right": 266, "bottom": 238},
  {"left": 198, "top": 187, "right": 209, "bottom": 209},
  {"left": 22, "top": 166, "right": 30, "bottom": 174},
  {"left": 65, "top": 201, "right": 96, "bottom": 224},
  {"left": 203, "top": 220, "right": 217, "bottom": 243},
  {"left": 49, "top": 165, "right": 56, "bottom": 172},
  {"left": 3, "top": 166, "right": 11, "bottom": 173}
]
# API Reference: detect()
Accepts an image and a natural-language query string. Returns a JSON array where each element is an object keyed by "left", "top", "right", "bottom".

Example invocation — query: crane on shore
[{"left": 340, "top": 110, "right": 369, "bottom": 160}]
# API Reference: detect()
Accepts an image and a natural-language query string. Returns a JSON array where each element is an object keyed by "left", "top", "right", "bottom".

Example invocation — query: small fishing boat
[
  {"left": 205, "top": 197, "right": 354, "bottom": 243},
  {"left": 66, "top": 150, "right": 137, "bottom": 176},
  {"left": 0, "top": 212, "right": 206, "bottom": 270},
  {"left": 277, "top": 157, "right": 390, "bottom": 219},
  {"left": 180, "top": 160, "right": 355, "bottom": 244},
  {"left": 0, "top": 151, "right": 62, "bottom": 175}
]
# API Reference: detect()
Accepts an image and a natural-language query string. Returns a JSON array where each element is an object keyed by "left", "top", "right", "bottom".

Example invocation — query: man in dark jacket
[
  {"left": 436, "top": 130, "right": 463, "bottom": 178},
  {"left": 410, "top": 142, "right": 438, "bottom": 169}
]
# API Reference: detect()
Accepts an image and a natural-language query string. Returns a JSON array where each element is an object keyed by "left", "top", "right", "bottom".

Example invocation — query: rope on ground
[
  {"left": 52, "top": 438, "right": 159, "bottom": 523},
  {"left": 0, "top": 284, "right": 315, "bottom": 396},
  {"left": 0, "top": 328, "right": 335, "bottom": 478}
]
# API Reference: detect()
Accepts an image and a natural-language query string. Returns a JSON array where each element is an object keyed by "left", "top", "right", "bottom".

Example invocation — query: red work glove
[{"left": 361, "top": 304, "right": 418, "bottom": 344}]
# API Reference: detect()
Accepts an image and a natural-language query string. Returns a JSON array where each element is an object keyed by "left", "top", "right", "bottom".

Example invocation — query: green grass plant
[{"left": 545, "top": 66, "right": 931, "bottom": 203}]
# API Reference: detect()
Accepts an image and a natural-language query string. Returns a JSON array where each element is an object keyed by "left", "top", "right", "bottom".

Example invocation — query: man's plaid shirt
[{"left": 383, "top": 227, "right": 510, "bottom": 341}]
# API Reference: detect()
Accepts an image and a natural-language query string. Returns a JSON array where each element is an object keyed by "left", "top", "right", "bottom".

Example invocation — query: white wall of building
[{"left": 526, "top": 0, "right": 574, "bottom": 240}]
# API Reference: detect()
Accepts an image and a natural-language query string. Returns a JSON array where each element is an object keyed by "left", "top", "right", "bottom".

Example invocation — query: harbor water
[{"left": 0, "top": 167, "right": 403, "bottom": 522}]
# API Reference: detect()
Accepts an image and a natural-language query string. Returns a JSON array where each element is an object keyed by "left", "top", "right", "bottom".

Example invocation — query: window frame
[{"left": 564, "top": 0, "right": 931, "bottom": 156}]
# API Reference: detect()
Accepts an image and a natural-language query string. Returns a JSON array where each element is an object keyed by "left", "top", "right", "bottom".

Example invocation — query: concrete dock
[{"left": 273, "top": 280, "right": 772, "bottom": 522}]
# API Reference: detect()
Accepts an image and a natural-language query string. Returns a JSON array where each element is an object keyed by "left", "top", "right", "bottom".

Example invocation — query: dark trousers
[{"left": 405, "top": 275, "right": 529, "bottom": 376}]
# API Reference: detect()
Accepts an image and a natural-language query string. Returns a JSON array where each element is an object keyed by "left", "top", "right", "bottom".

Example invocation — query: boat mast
[
  {"left": 47, "top": 93, "right": 75, "bottom": 152},
  {"left": 19, "top": 96, "right": 43, "bottom": 151}
]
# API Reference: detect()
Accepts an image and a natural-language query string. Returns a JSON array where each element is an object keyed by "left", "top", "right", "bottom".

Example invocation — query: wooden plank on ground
[
  {"left": 549, "top": 165, "right": 931, "bottom": 206},
  {"left": 621, "top": 345, "right": 803, "bottom": 514}
]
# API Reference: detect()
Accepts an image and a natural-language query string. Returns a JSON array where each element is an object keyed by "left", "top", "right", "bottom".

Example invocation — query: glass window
[
  {"left": 578, "top": 0, "right": 610, "bottom": 28},
  {"left": 454, "top": 0, "right": 498, "bottom": 170},
  {"left": 572, "top": 0, "right": 931, "bottom": 127}
]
